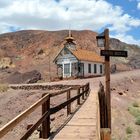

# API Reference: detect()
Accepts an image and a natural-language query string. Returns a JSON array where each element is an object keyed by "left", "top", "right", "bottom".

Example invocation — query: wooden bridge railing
[
  {"left": 98, "top": 82, "right": 111, "bottom": 140},
  {"left": 0, "top": 83, "right": 90, "bottom": 140}
]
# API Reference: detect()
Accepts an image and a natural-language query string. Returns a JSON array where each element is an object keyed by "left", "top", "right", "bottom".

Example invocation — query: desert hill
[
  {"left": 110, "top": 38, "right": 140, "bottom": 69},
  {"left": 0, "top": 30, "right": 140, "bottom": 83}
]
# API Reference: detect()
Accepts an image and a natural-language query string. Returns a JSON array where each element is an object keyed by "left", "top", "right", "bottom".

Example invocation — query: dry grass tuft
[
  {"left": 126, "top": 126, "right": 133, "bottom": 134},
  {"left": 128, "top": 102, "right": 140, "bottom": 126},
  {"left": 135, "top": 116, "right": 140, "bottom": 125},
  {"left": 132, "top": 102, "right": 139, "bottom": 107},
  {"left": 0, "top": 84, "right": 9, "bottom": 92}
]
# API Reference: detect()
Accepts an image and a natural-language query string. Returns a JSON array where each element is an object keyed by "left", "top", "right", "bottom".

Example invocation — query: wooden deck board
[{"left": 52, "top": 90, "right": 99, "bottom": 140}]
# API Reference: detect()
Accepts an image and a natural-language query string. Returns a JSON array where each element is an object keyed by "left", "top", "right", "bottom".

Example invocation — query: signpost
[
  {"left": 96, "top": 29, "right": 128, "bottom": 130},
  {"left": 101, "top": 50, "right": 128, "bottom": 57}
]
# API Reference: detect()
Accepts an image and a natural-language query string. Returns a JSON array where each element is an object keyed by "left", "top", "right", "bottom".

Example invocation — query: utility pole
[
  {"left": 104, "top": 29, "right": 111, "bottom": 129},
  {"left": 97, "top": 28, "right": 128, "bottom": 131}
]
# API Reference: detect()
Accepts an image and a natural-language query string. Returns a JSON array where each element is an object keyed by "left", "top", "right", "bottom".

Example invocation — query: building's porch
[{"left": 57, "top": 62, "right": 84, "bottom": 78}]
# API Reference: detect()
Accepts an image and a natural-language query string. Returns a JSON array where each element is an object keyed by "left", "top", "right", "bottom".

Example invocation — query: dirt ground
[
  {"left": 0, "top": 85, "right": 83, "bottom": 140},
  {"left": 0, "top": 69, "right": 140, "bottom": 140}
]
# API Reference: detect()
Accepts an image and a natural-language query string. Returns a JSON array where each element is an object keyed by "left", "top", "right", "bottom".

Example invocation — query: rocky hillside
[
  {"left": 0, "top": 30, "right": 139, "bottom": 83},
  {"left": 110, "top": 38, "right": 140, "bottom": 69}
]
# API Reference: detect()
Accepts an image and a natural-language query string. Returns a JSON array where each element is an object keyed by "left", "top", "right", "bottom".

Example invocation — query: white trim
[
  {"left": 70, "top": 62, "right": 71, "bottom": 77},
  {"left": 62, "top": 63, "right": 64, "bottom": 78}
]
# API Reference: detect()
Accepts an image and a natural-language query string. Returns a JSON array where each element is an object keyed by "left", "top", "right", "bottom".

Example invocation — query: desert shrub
[
  {"left": 135, "top": 116, "right": 140, "bottom": 125},
  {"left": 128, "top": 106, "right": 140, "bottom": 117},
  {"left": 111, "top": 138, "right": 117, "bottom": 140},
  {"left": 132, "top": 102, "right": 139, "bottom": 107},
  {"left": 128, "top": 103, "right": 140, "bottom": 126},
  {"left": 123, "top": 135, "right": 132, "bottom": 140},
  {"left": 126, "top": 126, "right": 133, "bottom": 134},
  {"left": 0, "top": 84, "right": 9, "bottom": 92},
  {"left": 123, "top": 137, "right": 129, "bottom": 140}
]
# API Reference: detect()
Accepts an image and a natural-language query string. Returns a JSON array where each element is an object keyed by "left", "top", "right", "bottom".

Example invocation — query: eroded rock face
[
  {"left": 0, "top": 30, "right": 140, "bottom": 83},
  {"left": 6, "top": 70, "right": 41, "bottom": 84},
  {"left": 24, "top": 70, "right": 42, "bottom": 84},
  {"left": 128, "top": 54, "right": 140, "bottom": 69},
  {"left": 0, "top": 57, "right": 13, "bottom": 69}
]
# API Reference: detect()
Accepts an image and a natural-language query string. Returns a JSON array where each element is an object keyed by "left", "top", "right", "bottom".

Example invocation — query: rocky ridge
[{"left": 0, "top": 30, "right": 140, "bottom": 83}]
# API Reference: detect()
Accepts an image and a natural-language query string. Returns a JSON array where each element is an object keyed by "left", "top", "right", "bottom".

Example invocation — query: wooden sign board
[{"left": 101, "top": 50, "right": 128, "bottom": 57}]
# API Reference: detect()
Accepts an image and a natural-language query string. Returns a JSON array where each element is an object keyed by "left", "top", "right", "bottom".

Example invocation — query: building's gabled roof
[
  {"left": 53, "top": 41, "right": 67, "bottom": 63},
  {"left": 53, "top": 45, "right": 104, "bottom": 63},
  {"left": 53, "top": 30, "right": 104, "bottom": 63},
  {"left": 70, "top": 48, "right": 104, "bottom": 63}
]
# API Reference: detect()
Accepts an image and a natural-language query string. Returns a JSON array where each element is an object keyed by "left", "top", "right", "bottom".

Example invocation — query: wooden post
[
  {"left": 82, "top": 86, "right": 84, "bottom": 100},
  {"left": 86, "top": 83, "right": 89, "bottom": 96},
  {"left": 41, "top": 94, "right": 50, "bottom": 138},
  {"left": 85, "top": 85, "right": 87, "bottom": 97},
  {"left": 100, "top": 128, "right": 111, "bottom": 140},
  {"left": 77, "top": 88, "right": 80, "bottom": 105},
  {"left": 98, "top": 82, "right": 108, "bottom": 128},
  {"left": 104, "top": 29, "right": 111, "bottom": 129},
  {"left": 88, "top": 83, "right": 90, "bottom": 96},
  {"left": 67, "top": 90, "right": 71, "bottom": 115}
]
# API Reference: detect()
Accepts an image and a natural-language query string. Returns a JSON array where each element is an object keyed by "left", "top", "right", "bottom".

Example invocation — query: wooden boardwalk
[{"left": 51, "top": 90, "right": 100, "bottom": 140}]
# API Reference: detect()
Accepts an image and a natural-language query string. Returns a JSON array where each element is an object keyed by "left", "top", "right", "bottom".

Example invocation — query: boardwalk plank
[{"left": 53, "top": 90, "right": 99, "bottom": 140}]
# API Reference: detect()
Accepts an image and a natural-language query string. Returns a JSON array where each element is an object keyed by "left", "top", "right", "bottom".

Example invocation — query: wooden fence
[
  {"left": 0, "top": 83, "right": 90, "bottom": 140},
  {"left": 98, "top": 82, "right": 111, "bottom": 140}
]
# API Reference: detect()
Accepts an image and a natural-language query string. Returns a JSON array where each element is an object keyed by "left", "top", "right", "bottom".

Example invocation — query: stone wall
[{"left": 10, "top": 84, "right": 70, "bottom": 90}]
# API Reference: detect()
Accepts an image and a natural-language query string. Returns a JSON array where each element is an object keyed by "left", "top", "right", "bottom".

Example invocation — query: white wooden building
[{"left": 54, "top": 32, "right": 104, "bottom": 78}]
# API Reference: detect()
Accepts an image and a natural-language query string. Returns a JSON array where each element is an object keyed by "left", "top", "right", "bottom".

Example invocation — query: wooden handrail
[
  {"left": 0, "top": 83, "right": 90, "bottom": 140},
  {"left": 0, "top": 93, "right": 49, "bottom": 138},
  {"left": 50, "top": 86, "right": 87, "bottom": 98},
  {"left": 20, "top": 111, "right": 49, "bottom": 140},
  {"left": 50, "top": 88, "right": 89, "bottom": 114}
]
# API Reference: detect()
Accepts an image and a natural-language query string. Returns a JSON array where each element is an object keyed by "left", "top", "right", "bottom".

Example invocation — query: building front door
[{"left": 63, "top": 63, "right": 71, "bottom": 77}]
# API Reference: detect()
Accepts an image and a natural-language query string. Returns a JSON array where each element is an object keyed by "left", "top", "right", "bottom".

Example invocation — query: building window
[
  {"left": 88, "top": 64, "right": 91, "bottom": 73},
  {"left": 78, "top": 63, "right": 84, "bottom": 74},
  {"left": 100, "top": 65, "right": 102, "bottom": 74},
  {"left": 64, "top": 64, "right": 70, "bottom": 74},
  {"left": 94, "top": 64, "right": 97, "bottom": 74}
]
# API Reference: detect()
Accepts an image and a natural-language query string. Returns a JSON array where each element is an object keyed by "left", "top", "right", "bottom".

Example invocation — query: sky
[{"left": 0, "top": 0, "right": 140, "bottom": 46}]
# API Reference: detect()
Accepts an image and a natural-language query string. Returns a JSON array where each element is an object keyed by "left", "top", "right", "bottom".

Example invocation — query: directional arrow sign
[{"left": 101, "top": 50, "right": 128, "bottom": 57}]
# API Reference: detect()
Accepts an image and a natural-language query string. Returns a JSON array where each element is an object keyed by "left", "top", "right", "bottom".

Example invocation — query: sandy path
[{"left": 0, "top": 69, "right": 140, "bottom": 140}]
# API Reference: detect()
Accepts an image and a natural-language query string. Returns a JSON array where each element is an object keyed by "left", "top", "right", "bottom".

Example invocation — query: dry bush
[
  {"left": 0, "top": 84, "right": 9, "bottom": 92},
  {"left": 135, "top": 116, "right": 140, "bottom": 125},
  {"left": 126, "top": 126, "right": 133, "bottom": 134},
  {"left": 128, "top": 106, "right": 140, "bottom": 117},
  {"left": 132, "top": 102, "right": 139, "bottom": 107}
]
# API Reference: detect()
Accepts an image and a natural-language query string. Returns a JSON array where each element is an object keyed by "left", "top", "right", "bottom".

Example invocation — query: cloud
[
  {"left": 0, "top": 0, "right": 140, "bottom": 45},
  {"left": 0, "top": 23, "right": 12, "bottom": 33},
  {"left": 111, "top": 33, "right": 140, "bottom": 45},
  {"left": 137, "top": 2, "right": 140, "bottom": 9},
  {"left": 0, "top": 0, "right": 13, "bottom": 8}
]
